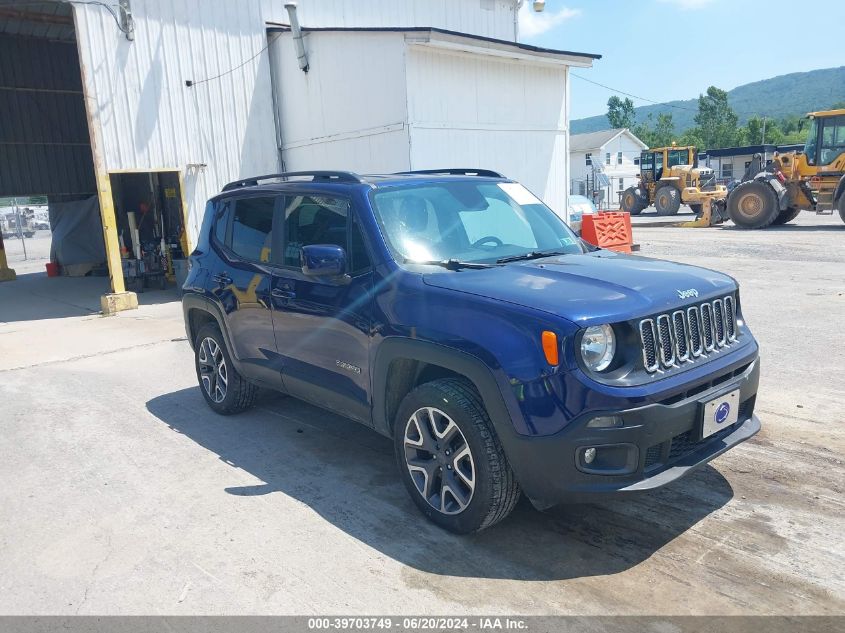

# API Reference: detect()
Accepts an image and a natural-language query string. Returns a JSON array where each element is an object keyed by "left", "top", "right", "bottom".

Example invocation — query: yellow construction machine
[
  {"left": 727, "top": 109, "right": 845, "bottom": 229},
  {"left": 620, "top": 145, "right": 728, "bottom": 217}
]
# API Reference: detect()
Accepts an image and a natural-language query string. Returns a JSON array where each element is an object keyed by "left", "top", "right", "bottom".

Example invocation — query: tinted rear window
[{"left": 230, "top": 197, "right": 275, "bottom": 263}]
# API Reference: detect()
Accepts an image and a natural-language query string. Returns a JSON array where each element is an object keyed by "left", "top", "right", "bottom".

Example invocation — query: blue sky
[{"left": 519, "top": 0, "right": 845, "bottom": 120}]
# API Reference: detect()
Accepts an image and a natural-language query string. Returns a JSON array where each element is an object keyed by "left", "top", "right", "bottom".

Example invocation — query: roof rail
[
  {"left": 222, "top": 171, "right": 364, "bottom": 191},
  {"left": 396, "top": 168, "right": 505, "bottom": 178}
]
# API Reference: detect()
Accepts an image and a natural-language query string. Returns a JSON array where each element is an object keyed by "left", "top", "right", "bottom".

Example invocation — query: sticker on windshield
[
  {"left": 498, "top": 183, "right": 542, "bottom": 206},
  {"left": 559, "top": 237, "right": 577, "bottom": 246}
]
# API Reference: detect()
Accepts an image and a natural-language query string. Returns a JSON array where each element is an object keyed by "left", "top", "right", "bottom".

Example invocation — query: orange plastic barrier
[{"left": 581, "top": 212, "right": 633, "bottom": 253}]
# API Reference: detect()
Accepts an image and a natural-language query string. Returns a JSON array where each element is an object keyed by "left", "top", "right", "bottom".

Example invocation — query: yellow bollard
[{"left": 0, "top": 232, "right": 17, "bottom": 282}]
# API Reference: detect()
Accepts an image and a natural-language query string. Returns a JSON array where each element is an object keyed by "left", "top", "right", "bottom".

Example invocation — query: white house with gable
[{"left": 569, "top": 128, "right": 647, "bottom": 209}]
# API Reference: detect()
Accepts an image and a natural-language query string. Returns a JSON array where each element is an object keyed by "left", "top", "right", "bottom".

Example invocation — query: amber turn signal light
[{"left": 542, "top": 330, "right": 559, "bottom": 366}]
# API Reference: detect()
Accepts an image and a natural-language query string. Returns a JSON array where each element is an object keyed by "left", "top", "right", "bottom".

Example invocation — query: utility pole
[
  {"left": 14, "top": 198, "right": 27, "bottom": 260},
  {"left": 762, "top": 117, "right": 766, "bottom": 145}
]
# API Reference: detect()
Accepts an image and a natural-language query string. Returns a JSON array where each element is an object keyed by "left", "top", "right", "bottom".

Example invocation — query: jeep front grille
[{"left": 639, "top": 295, "right": 738, "bottom": 373}]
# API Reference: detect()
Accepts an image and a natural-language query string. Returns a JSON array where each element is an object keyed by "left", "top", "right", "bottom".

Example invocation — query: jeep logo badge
[{"left": 677, "top": 288, "right": 699, "bottom": 299}]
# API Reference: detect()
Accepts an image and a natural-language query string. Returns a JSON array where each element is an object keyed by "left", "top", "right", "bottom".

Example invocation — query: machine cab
[
  {"left": 803, "top": 110, "right": 845, "bottom": 168},
  {"left": 639, "top": 146, "right": 698, "bottom": 183}
]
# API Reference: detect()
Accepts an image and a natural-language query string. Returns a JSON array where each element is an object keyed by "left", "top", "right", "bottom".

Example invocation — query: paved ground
[
  {"left": 3, "top": 229, "right": 53, "bottom": 275},
  {"left": 629, "top": 205, "right": 697, "bottom": 226},
  {"left": 0, "top": 213, "right": 843, "bottom": 615}
]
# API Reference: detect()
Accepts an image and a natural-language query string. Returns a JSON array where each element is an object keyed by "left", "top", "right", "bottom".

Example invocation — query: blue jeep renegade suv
[{"left": 182, "top": 169, "right": 761, "bottom": 533}]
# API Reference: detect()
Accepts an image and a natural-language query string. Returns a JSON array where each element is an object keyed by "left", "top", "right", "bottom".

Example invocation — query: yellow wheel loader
[
  {"left": 727, "top": 109, "right": 845, "bottom": 229},
  {"left": 620, "top": 145, "right": 728, "bottom": 217}
]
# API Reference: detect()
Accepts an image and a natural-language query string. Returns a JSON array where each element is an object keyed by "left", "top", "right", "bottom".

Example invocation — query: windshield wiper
[
  {"left": 404, "top": 258, "right": 492, "bottom": 270},
  {"left": 496, "top": 250, "right": 572, "bottom": 264}
]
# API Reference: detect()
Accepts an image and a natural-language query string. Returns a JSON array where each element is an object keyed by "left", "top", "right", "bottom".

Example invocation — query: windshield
[
  {"left": 371, "top": 181, "right": 584, "bottom": 265},
  {"left": 804, "top": 118, "right": 819, "bottom": 165}
]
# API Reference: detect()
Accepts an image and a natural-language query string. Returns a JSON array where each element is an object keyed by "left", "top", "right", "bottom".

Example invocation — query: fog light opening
[
  {"left": 586, "top": 415, "right": 623, "bottom": 428},
  {"left": 583, "top": 447, "right": 597, "bottom": 464}
]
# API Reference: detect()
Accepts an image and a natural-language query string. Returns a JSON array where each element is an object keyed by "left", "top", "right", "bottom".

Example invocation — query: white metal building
[
  {"left": 569, "top": 128, "right": 647, "bottom": 209},
  {"left": 0, "top": 0, "right": 599, "bottom": 311},
  {"left": 702, "top": 144, "right": 805, "bottom": 184},
  {"left": 269, "top": 26, "right": 597, "bottom": 219}
]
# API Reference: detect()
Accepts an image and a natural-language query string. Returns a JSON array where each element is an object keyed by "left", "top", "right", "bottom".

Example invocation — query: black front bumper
[{"left": 503, "top": 358, "right": 761, "bottom": 510}]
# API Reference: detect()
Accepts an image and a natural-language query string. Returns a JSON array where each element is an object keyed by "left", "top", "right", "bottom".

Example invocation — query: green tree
[
  {"left": 679, "top": 127, "right": 705, "bottom": 150},
  {"left": 778, "top": 114, "right": 810, "bottom": 144},
  {"left": 743, "top": 116, "right": 784, "bottom": 145},
  {"left": 607, "top": 96, "right": 636, "bottom": 129},
  {"left": 633, "top": 113, "right": 675, "bottom": 148},
  {"left": 779, "top": 115, "right": 801, "bottom": 136},
  {"left": 652, "top": 113, "right": 676, "bottom": 147},
  {"left": 694, "top": 86, "right": 740, "bottom": 149}
]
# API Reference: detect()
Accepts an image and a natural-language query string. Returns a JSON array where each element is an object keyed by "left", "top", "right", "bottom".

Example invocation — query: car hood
[{"left": 421, "top": 251, "right": 736, "bottom": 325}]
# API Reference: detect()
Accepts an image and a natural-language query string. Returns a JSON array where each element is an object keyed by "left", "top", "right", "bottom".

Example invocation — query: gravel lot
[{"left": 0, "top": 212, "right": 843, "bottom": 615}]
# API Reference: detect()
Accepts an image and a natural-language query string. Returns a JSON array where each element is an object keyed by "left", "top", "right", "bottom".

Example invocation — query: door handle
[
  {"left": 213, "top": 273, "right": 232, "bottom": 285},
  {"left": 271, "top": 288, "right": 296, "bottom": 300}
]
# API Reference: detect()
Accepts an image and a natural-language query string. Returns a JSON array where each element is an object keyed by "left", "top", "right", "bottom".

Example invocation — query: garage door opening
[
  {"left": 0, "top": 1, "right": 103, "bottom": 288},
  {"left": 109, "top": 171, "right": 190, "bottom": 295}
]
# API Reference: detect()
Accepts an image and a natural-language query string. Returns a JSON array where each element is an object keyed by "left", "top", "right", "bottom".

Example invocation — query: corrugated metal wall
[
  {"left": 406, "top": 45, "right": 569, "bottom": 215},
  {"left": 269, "top": 31, "right": 412, "bottom": 173},
  {"left": 0, "top": 34, "right": 96, "bottom": 198},
  {"left": 71, "top": 0, "right": 518, "bottom": 245},
  {"left": 72, "top": 0, "right": 281, "bottom": 242},
  {"left": 269, "top": 29, "right": 572, "bottom": 216},
  {"left": 283, "top": 0, "right": 517, "bottom": 40}
]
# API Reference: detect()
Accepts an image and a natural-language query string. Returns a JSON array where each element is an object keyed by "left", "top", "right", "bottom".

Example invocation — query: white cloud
[
  {"left": 519, "top": 3, "right": 581, "bottom": 39},
  {"left": 657, "top": 0, "right": 716, "bottom": 9}
]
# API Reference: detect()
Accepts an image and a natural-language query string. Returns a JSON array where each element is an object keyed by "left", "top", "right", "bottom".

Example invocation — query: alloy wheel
[
  {"left": 738, "top": 192, "right": 763, "bottom": 217},
  {"left": 403, "top": 407, "right": 476, "bottom": 515},
  {"left": 198, "top": 337, "right": 228, "bottom": 403}
]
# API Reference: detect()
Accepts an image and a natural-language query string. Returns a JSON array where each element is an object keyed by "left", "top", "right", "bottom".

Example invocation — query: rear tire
[
  {"left": 621, "top": 187, "right": 647, "bottom": 215},
  {"left": 194, "top": 322, "right": 257, "bottom": 415},
  {"left": 772, "top": 207, "right": 801, "bottom": 226},
  {"left": 838, "top": 195, "right": 845, "bottom": 225},
  {"left": 394, "top": 378, "right": 520, "bottom": 534},
  {"left": 654, "top": 186, "right": 681, "bottom": 216},
  {"left": 727, "top": 180, "right": 779, "bottom": 229}
]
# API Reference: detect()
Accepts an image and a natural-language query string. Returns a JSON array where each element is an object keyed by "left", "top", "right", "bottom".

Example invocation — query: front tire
[
  {"left": 194, "top": 322, "right": 257, "bottom": 415},
  {"left": 654, "top": 186, "right": 681, "bottom": 215},
  {"left": 727, "top": 180, "right": 780, "bottom": 229},
  {"left": 772, "top": 207, "right": 801, "bottom": 226},
  {"left": 394, "top": 378, "right": 520, "bottom": 534}
]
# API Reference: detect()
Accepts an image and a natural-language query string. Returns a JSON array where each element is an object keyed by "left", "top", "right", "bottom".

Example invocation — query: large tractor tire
[
  {"left": 838, "top": 195, "right": 845, "bottom": 225},
  {"left": 621, "top": 187, "right": 648, "bottom": 215},
  {"left": 772, "top": 207, "right": 801, "bottom": 226},
  {"left": 654, "top": 186, "right": 681, "bottom": 216},
  {"left": 727, "top": 180, "right": 780, "bottom": 229}
]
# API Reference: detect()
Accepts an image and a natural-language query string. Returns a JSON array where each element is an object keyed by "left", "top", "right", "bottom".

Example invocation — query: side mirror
[{"left": 301, "top": 244, "right": 347, "bottom": 278}]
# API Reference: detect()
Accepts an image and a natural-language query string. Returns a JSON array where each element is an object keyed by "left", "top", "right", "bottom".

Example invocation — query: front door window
[
  {"left": 818, "top": 115, "right": 845, "bottom": 166},
  {"left": 271, "top": 194, "right": 373, "bottom": 423}
]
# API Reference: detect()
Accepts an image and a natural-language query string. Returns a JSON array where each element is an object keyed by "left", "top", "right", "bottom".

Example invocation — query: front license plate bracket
[{"left": 700, "top": 389, "right": 740, "bottom": 440}]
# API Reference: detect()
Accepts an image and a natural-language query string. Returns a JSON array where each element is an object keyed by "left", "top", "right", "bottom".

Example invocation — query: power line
[
  {"left": 571, "top": 73, "right": 698, "bottom": 113},
  {"left": 571, "top": 72, "right": 797, "bottom": 121},
  {"left": 186, "top": 32, "right": 280, "bottom": 87}
]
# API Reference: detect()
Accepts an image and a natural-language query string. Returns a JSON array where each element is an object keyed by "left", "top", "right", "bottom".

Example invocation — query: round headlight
[{"left": 581, "top": 324, "right": 616, "bottom": 372}]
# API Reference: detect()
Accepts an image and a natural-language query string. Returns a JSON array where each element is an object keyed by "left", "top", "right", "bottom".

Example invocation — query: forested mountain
[{"left": 572, "top": 67, "right": 845, "bottom": 135}]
